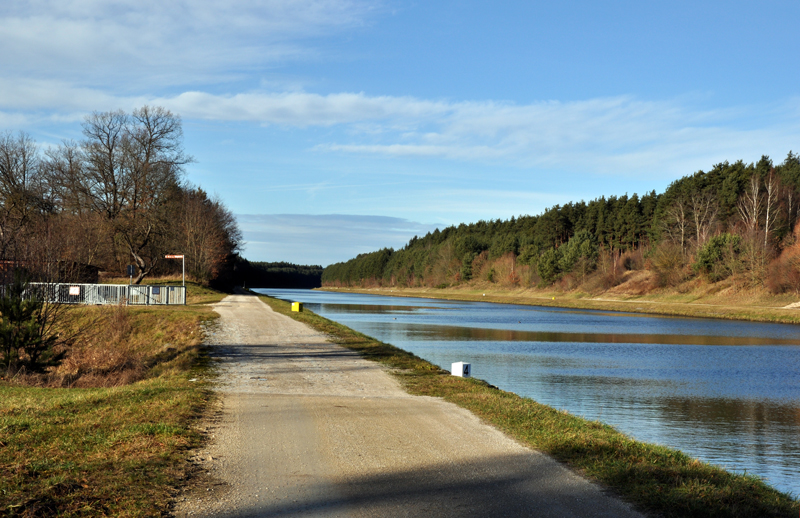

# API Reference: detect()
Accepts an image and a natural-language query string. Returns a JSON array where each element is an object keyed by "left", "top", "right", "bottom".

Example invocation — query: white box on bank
[{"left": 451, "top": 362, "right": 471, "bottom": 377}]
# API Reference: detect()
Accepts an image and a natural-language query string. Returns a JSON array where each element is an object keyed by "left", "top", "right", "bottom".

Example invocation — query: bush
[
  {"left": 694, "top": 233, "right": 741, "bottom": 282},
  {"left": 0, "top": 273, "right": 66, "bottom": 374},
  {"left": 766, "top": 245, "right": 800, "bottom": 294},
  {"left": 621, "top": 249, "right": 644, "bottom": 270},
  {"left": 491, "top": 253, "right": 520, "bottom": 287},
  {"left": 650, "top": 243, "right": 686, "bottom": 287}
]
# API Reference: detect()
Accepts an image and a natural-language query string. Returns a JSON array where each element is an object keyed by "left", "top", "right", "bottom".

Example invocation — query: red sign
[{"left": 164, "top": 254, "right": 184, "bottom": 259}]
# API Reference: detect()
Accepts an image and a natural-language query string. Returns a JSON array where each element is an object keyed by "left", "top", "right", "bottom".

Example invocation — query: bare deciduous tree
[
  {"left": 0, "top": 132, "right": 48, "bottom": 260},
  {"left": 763, "top": 170, "right": 779, "bottom": 248},
  {"left": 662, "top": 197, "right": 689, "bottom": 253},
  {"left": 737, "top": 174, "right": 763, "bottom": 234},
  {"left": 64, "top": 107, "right": 192, "bottom": 283},
  {"left": 689, "top": 191, "right": 719, "bottom": 247},
  {"left": 0, "top": 107, "right": 240, "bottom": 287}
]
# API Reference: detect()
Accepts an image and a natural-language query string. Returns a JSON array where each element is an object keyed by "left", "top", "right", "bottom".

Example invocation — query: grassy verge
[
  {"left": 323, "top": 286, "right": 800, "bottom": 325},
  {"left": 0, "top": 281, "right": 225, "bottom": 517},
  {"left": 261, "top": 294, "right": 799, "bottom": 518}
]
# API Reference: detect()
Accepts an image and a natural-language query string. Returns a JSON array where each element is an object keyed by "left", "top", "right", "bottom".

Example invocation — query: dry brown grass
[
  {"left": 50, "top": 305, "right": 143, "bottom": 387},
  {"left": 4, "top": 280, "right": 223, "bottom": 389}
]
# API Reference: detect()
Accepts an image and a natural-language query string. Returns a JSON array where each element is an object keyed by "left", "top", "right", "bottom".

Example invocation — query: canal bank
[
  {"left": 260, "top": 292, "right": 799, "bottom": 518},
  {"left": 320, "top": 285, "right": 800, "bottom": 325}
]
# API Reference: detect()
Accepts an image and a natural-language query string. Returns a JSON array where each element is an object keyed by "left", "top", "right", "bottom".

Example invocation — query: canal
[{"left": 257, "top": 288, "right": 800, "bottom": 496}]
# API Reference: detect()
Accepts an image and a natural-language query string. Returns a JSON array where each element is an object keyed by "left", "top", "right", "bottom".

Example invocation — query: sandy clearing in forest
[{"left": 172, "top": 293, "right": 645, "bottom": 518}]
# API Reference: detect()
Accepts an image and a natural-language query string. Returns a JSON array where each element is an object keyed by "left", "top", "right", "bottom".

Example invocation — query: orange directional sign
[{"left": 165, "top": 254, "right": 184, "bottom": 259}]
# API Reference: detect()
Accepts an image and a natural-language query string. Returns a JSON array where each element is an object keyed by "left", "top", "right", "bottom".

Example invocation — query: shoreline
[{"left": 316, "top": 285, "right": 800, "bottom": 326}]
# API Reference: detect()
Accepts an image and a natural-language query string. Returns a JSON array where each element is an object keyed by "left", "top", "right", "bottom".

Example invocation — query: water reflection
[
  {"left": 359, "top": 321, "right": 800, "bottom": 346},
  {"left": 258, "top": 289, "right": 800, "bottom": 496},
  {"left": 317, "top": 303, "right": 445, "bottom": 314}
]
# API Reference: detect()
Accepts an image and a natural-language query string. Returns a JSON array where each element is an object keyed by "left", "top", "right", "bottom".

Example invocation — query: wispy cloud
[
  {"left": 157, "top": 91, "right": 451, "bottom": 126},
  {"left": 317, "top": 96, "right": 800, "bottom": 175},
  {"left": 2, "top": 82, "right": 798, "bottom": 179},
  {"left": 237, "top": 213, "right": 441, "bottom": 265}
]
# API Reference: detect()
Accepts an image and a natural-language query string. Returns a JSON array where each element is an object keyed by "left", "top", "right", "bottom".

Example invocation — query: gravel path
[{"left": 173, "top": 293, "right": 645, "bottom": 517}]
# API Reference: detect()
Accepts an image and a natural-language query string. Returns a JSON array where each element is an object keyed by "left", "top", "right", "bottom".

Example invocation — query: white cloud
[
  {"left": 238, "top": 213, "right": 441, "bottom": 265},
  {"left": 3, "top": 0, "right": 800, "bottom": 187},
  {"left": 2, "top": 79, "right": 798, "bottom": 181},
  {"left": 1, "top": 0, "right": 378, "bottom": 87},
  {"left": 314, "top": 97, "right": 799, "bottom": 176}
]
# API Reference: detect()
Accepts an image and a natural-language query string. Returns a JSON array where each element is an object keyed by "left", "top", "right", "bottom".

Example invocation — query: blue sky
[{"left": 3, "top": 1, "right": 800, "bottom": 265}]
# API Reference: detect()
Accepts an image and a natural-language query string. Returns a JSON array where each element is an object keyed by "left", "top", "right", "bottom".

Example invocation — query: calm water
[{"left": 257, "top": 288, "right": 800, "bottom": 496}]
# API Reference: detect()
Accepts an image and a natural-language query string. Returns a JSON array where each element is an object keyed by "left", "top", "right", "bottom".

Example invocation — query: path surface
[{"left": 174, "top": 294, "right": 645, "bottom": 517}]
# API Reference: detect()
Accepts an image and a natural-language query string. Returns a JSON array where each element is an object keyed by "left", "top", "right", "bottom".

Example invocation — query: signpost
[{"left": 164, "top": 254, "right": 185, "bottom": 286}]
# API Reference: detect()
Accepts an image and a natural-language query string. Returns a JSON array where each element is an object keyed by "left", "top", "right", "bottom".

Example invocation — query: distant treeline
[
  {"left": 323, "top": 153, "right": 800, "bottom": 293},
  {"left": 236, "top": 259, "right": 323, "bottom": 288}
]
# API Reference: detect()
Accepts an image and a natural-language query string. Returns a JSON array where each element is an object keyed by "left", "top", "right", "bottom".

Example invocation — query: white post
[{"left": 451, "top": 362, "right": 472, "bottom": 377}]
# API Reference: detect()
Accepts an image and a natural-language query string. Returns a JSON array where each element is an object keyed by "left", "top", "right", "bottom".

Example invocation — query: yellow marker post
[{"left": 291, "top": 302, "right": 303, "bottom": 312}]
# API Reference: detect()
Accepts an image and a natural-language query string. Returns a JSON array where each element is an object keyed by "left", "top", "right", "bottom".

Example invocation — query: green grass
[
  {"left": 261, "top": 294, "right": 799, "bottom": 518},
  {"left": 0, "top": 287, "right": 221, "bottom": 517},
  {"left": 0, "top": 379, "right": 210, "bottom": 517}
]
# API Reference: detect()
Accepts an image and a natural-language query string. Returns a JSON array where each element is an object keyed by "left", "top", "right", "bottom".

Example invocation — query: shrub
[
  {"left": 491, "top": 253, "right": 520, "bottom": 287},
  {"left": 694, "top": 233, "right": 741, "bottom": 282},
  {"left": 766, "top": 245, "right": 800, "bottom": 294},
  {"left": 471, "top": 250, "right": 490, "bottom": 281},
  {"left": 650, "top": 243, "right": 686, "bottom": 287},
  {"left": 621, "top": 249, "right": 644, "bottom": 270},
  {"left": 0, "top": 273, "right": 66, "bottom": 374},
  {"left": 459, "top": 260, "right": 473, "bottom": 281}
]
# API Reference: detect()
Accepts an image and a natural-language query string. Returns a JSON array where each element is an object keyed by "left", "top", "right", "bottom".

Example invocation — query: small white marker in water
[{"left": 451, "top": 362, "right": 471, "bottom": 378}]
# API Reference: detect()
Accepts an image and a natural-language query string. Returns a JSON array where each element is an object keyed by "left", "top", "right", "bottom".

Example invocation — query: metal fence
[{"left": 27, "top": 283, "right": 186, "bottom": 306}]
